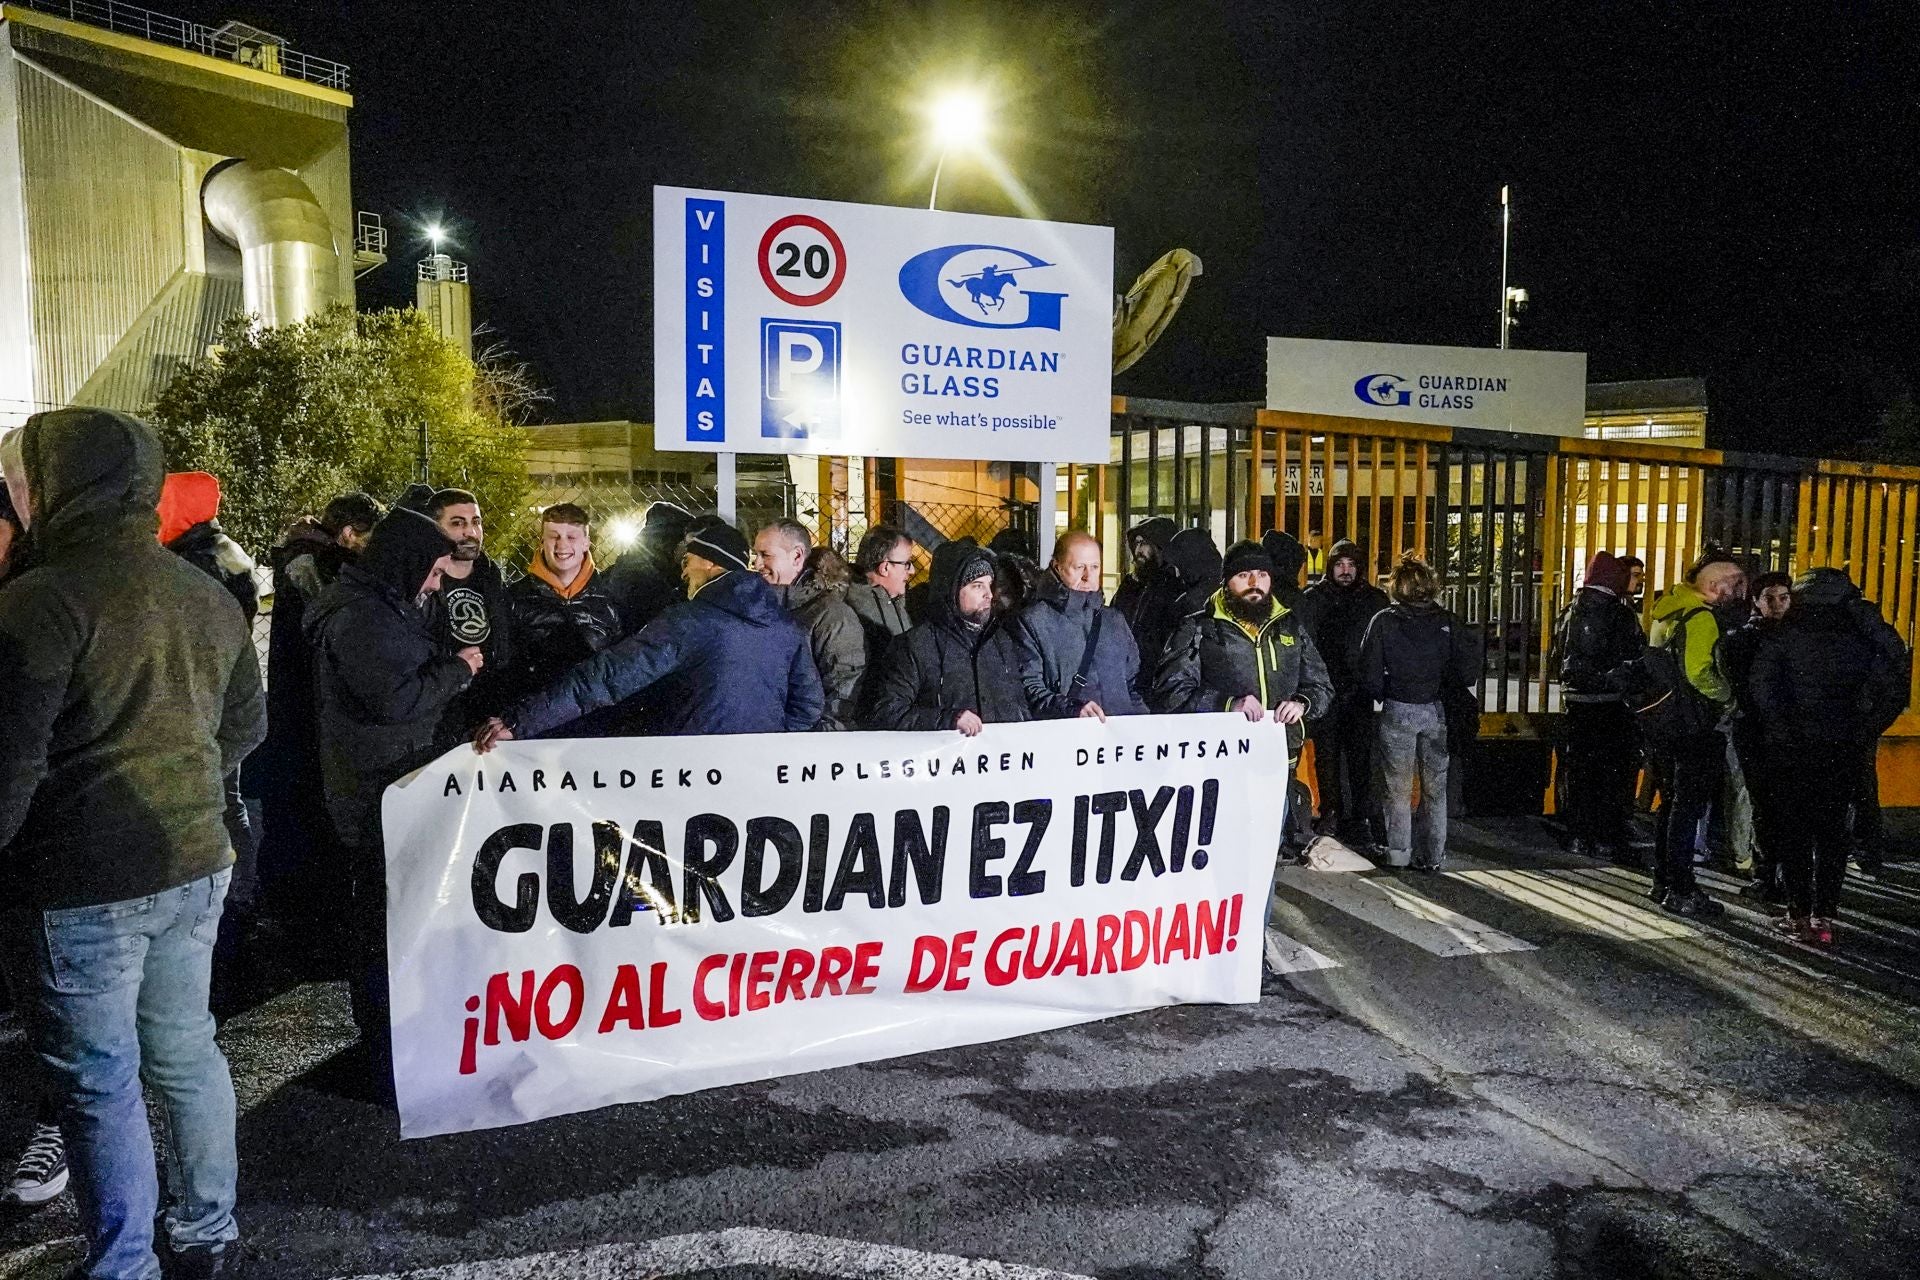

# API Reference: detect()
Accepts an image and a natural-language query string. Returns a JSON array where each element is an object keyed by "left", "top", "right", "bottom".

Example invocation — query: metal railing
[{"left": 8, "top": 0, "right": 351, "bottom": 91}]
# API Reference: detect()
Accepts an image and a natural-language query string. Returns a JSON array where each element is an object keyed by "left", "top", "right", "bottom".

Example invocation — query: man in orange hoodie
[{"left": 507, "top": 503, "right": 623, "bottom": 701}]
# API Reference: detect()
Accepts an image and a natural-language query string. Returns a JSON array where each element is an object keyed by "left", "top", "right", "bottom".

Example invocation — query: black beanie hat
[
  {"left": 683, "top": 513, "right": 752, "bottom": 573},
  {"left": 359, "top": 506, "right": 456, "bottom": 595},
  {"left": 1221, "top": 540, "right": 1274, "bottom": 582}
]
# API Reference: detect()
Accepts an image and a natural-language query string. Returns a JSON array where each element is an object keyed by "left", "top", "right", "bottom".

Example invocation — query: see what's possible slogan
[{"left": 381, "top": 716, "right": 1287, "bottom": 1138}]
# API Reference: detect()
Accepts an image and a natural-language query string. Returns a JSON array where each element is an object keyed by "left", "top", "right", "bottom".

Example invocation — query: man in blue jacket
[
  {"left": 476, "top": 515, "right": 823, "bottom": 746},
  {"left": 1013, "top": 530, "right": 1148, "bottom": 720}
]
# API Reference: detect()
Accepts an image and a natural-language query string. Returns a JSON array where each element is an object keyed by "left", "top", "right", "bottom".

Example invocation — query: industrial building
[{"left": 0, "top": 0, "right": 376, "bottom": 430}]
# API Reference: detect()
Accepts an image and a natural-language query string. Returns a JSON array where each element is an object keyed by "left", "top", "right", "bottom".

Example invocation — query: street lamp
[
  {"left": 926, "top": 87, "right": 989, "bottom": 211},
  {"left": 426, "top": 222, "right": 445, "bottom": 257}
]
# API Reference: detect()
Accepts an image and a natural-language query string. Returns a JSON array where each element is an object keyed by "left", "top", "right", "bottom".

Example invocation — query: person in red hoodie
[
  {"left": 158, "top": 471, "right": 258, "bottom": 622},
  {"left": 158, "top": 472, "right": 263, "bottom": 997}
]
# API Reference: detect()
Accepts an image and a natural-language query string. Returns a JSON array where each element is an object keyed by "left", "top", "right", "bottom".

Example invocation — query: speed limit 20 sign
[
  {"left": 655, "top": 185, "right": 1113, "bottom": 463},
  {"left": 757, "top": 215, "right": 846, "bottom": 307}
]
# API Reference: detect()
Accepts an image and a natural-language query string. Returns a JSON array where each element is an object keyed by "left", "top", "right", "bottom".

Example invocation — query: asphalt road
[{"left": 4, "top": 817, "right": 1918, "bottom": 1279}]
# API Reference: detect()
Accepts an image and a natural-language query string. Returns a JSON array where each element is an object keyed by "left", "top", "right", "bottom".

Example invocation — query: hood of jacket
[
  {"left": 354, "top": 506, "right": 455, "bottom": 601},
  {"left": 14, "top": 408, "right": 163, "bottom": 555},
  {"left": 927, "top": 537, "right": 997, "bottom": 625},
  {"left": 693, "top": 567, "right": 788, "bottom": 626},
  {"left": 1162, "top": 528, "right": 1223, "bottom": 592},
  {"left": 1261, "top": 529, "right": 1308, "bottom": 584},
  {"left": 1792, "top": 566, "right": 1861, "bottom": 611},
  {"left": 1128, "top": 516, "right": 1178, "bottom": 556},
  {"left": 157, "top": 470, "right": 222, "bottom": 545},
  {"left": 1323, "top": 539, "right": 1370, "bottom": 589}
]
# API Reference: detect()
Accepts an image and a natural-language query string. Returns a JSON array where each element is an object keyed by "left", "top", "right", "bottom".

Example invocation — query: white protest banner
[
  {"left": 653, "top": 185, "right": 1114, "bottom": 462},
  {"left": 382, "top": 714, "right": 1285, "bottom": 1138}
]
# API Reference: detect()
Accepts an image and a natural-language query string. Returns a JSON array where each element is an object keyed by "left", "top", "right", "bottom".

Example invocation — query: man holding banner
[
  {"left": 867, "top": 539, "right": 1031, "bottom": 735},
  {"left": 476, "top": 515, "right": 823, "bottom": 746}
]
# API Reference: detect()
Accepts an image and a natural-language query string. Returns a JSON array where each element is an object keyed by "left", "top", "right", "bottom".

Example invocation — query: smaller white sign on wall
[{"left": 1267, "top": 337, "right": 1587, "bottom": 437}]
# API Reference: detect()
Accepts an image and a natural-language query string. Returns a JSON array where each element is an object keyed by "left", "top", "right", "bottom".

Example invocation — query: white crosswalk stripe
[
  {"left": 1446, "top": 866, "right": 1700, "bottom": 941},
  {"left": 1273, "top": 865, "right": 1538, "bottom": 957},
  {"left": 1263, "top": 926, "right": 1342, "bottom": 974}
]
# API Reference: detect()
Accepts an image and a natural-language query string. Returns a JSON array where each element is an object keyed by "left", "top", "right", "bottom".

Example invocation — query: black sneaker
[
  {"left": 6, "top": 1122, "right": 67, "bottom": 1205},
  {"left": 162, "top": 1241, "right": 243, "bottom": 1279},
  {"left": 1661, "top": 888, "right": 1725, "bottom": 918}
]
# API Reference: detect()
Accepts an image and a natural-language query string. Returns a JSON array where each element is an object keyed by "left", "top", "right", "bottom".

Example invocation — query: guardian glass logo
[
  {"left": 898, "top": 244, "right": 1068, "bottom": 330},
  {"left": 1355, "top": 373, "right": 1411, "bottom": 407}
]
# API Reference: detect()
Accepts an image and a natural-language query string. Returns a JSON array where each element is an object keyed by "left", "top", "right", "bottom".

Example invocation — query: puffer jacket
[
  {"left": 784, "top": 569, "right": 865, "bottom": 730},
  {"left": 307, "top": 508, "right": 473, "bottom": 848},
  {"left": 1296, "top": 540, "right": 1389, "bottom": 693},
  {"left": 868, "top": 540, "right": 1033, "bottom": 730},
  {"left": 509, "top": 556, "right": 624, "bottom": 691},
  {"left": 1556, "top": 586, "right": 1646, "bottom": 701},
  {"left": 0, "top": 409, "right": 266, "bottom": 909},
  {"left": 1152, "top": 590, "right": 1335, "bottom": 754},
  {"left": 1358, "top": 601, "right": 1482, "bottom": 706},
  {"left": 1013, "top": 570, "right": 1148, "bottom": 717},
  {"left": 1750, "top": 568, "right": 1904, "bottom": 745},
  {"left": 507, "top": 569, "right": 823, "bottom": 738}
]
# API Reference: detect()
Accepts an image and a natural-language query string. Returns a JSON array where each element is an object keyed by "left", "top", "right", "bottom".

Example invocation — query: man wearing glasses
[{"left": 846, "top": 525, "right": 916, "bottom": 724}]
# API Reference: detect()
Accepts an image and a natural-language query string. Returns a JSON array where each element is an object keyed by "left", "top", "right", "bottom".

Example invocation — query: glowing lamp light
[{"left": 929, "top": 88, "right": 989, "bottom": 151}]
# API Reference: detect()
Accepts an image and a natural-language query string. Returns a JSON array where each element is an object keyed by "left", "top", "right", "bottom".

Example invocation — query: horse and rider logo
[{"left": 897, "top": 243, "right": 1069, "bottom": 331}]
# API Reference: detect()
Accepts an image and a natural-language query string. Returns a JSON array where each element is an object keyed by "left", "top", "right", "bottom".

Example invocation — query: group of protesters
[
  {"left": 0, "top": 402, "right": 1909, "bottom": 1278},
  {"left": 1554, "top": 546, "right": 1908, "bottom": 938}
]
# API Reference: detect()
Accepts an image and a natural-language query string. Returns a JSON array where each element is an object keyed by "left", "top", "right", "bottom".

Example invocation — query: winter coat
[
  {"left": 429, "top": 554, "right": 517, "bottom": 728},
  {"left": 1111, "top": 516, "right": 1178, "bottom": 634},
  {"left": 258, "top": 522, "right": 353, "bottom": 796},
  {"left": 1012, "top": 571, "right": 1149, "bottom": 717},
  {"left": 509, "top": 556, "right": 624, "bottom": 692},
  {"left": 868, "top": 540, "right": 1033, "bottom": 731},
  {"left": 167, "top": 522, "right": 258, "bottom": 622},
  {"left": 1648, "top": 581, "right": 1730, "bottom": 705},
  {"left": 0, "top": 409, "right": 266, "bottom": 909},
  {"left": 1556, "top": 586, "right": 1646, "bottom": 701},
  {"left": 845, "top": 580, "right": 912, "bottom": 724},
  {"left": 1152, "top": 591, "right": 1335, "bottom": 755},
  {"left": 604, "top": 534, "right": 687, "bottom": 634},
  {"left": 508, "top": 569, "right": 824, "bottom": 738},
  {"left": 1132, "top": 528, "right": 1222, "bottom": 680},
  {"left": 1751, "top": 569, "right": 1907, "bottom": 745},
  {"left": 307, "top": 509, "right": 473, "bottom": 849},
  {"left": 1296, "top": 549, "right": 1390, "bottom": 695},
  {"left": 1358, "top": 602, "right": 1482, "bottom": 707},
  {"left": 784, "top": 571, "right": 866, "bottom": 730}
]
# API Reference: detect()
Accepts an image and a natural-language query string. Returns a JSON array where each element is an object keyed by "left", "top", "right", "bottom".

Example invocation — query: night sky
[{"left": 222, "top": 1, "right": 1914, "bottom": 456}]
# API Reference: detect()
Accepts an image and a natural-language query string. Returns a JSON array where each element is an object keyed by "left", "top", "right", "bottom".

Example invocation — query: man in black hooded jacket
[
  {"left": 1297, "top": 539, "right": 1390, "bottom": 844},
  {"left": 1261, "top": 529, "right": 1309, "bottom": 611},
  {"left": 1112, "top": 516, "right": 1177, "bottom": 643},
  {"left": 308, "top": 507, "right": 479, "bottom": 1065},
  {"left": 605, "top": 499, "right": 696, "bottom": 634},
  {"left": 0, "top": 408, "right": 265, "bottom": 1276},
  {"left": 869, "top": 539, "right": 1032, "bottom": 733}
]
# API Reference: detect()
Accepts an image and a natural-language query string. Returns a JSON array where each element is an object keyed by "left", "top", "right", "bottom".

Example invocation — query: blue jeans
[{"left": 32, "top": 870, "right": 238, "bottom": 1280}]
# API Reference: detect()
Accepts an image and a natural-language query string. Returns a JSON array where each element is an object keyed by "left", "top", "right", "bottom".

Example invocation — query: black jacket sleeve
[
  {"left": 0, "top": 582, "right": 79, "bottom": 851},
  {"left": 869, "top": 633, "right": 955, "bottom": 731},
  {"left": 1151, "top": 618, "right": 1211, "bottom": 713},
  {"left": 218, "top": 641, "right": 268, "bottom": 776}
]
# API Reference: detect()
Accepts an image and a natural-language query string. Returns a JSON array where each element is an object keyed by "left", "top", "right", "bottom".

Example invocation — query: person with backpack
[
  {"left": 1553, "top": 551, "right": 1648, "bottom": 862},
  {"left": 1636, "top": 551, "right": 1746, "bottom": 917},
  {"left": 1358, "top": 557, "right": 1483, "bottom": 871},
  {"left": 1748, "top": 568, "right": 1902, "bottom": 945}
]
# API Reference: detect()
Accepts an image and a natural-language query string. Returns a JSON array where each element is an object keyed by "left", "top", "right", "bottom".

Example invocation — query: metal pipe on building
[{"left": 202, "top": 160, "right": 340, "bottom": 327}]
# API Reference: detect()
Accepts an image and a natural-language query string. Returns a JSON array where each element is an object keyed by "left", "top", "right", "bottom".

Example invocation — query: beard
[
  {"left": 1224, "top": 588, "right": 1269, "bottom": 623},
  {"left": 451, "top": 538, "right": 482, "bottom": 561}
]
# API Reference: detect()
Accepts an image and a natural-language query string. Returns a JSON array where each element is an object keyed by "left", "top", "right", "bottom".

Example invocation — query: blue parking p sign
[{"left": 760, "top": 319, "right": 841, "bottom": 440}]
